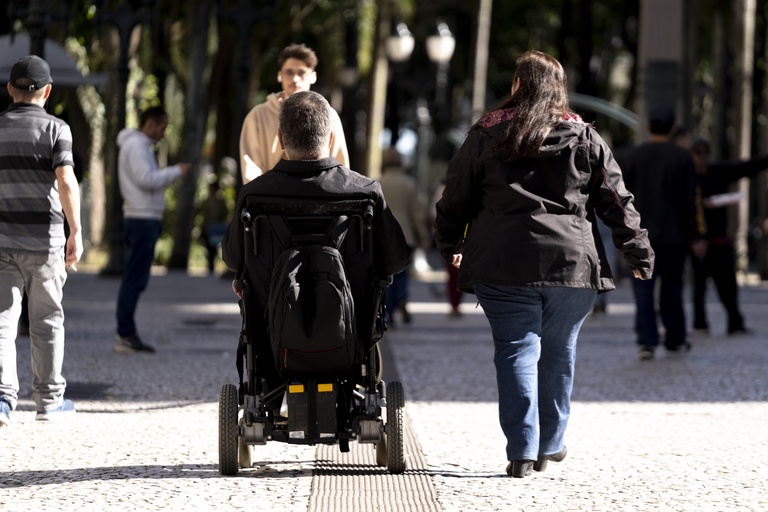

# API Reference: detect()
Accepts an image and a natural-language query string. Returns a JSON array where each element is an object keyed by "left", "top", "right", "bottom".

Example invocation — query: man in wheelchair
[{"left": 219, "top": 90, "right": 411, "bottom": 472}]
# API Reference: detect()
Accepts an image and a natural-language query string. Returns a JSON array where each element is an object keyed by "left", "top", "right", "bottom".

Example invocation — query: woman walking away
[{"left": 434, "top": 50, "right": 654, "bottom": 478}]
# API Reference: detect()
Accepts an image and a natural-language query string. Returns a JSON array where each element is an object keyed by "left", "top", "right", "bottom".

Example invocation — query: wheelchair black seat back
[{"left": 218, "top": 195, "right": 406, "bottom": 476}]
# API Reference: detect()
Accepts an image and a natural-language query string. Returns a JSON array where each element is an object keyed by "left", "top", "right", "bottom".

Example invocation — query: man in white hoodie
[
  {"left": 238, "top": 43, "right": 349, "bottom": 184},
  {"left": 114, "top": 106, "right": 191, "bottom": 354}
]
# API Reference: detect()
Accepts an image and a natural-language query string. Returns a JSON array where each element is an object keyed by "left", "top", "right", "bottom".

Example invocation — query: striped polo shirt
[{"left": 0, "top": 102, "right": 74, "bottom": 253}]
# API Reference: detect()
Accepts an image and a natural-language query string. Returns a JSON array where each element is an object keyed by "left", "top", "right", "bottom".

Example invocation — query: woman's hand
[
  {"left": 451, "top": 253, "right": 462, "bottom": 268},
  {"left": 232, "top": 279, "right": 243, "bottom": 299}
]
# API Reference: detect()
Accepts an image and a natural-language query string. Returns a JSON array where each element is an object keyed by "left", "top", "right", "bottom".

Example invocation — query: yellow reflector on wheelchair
[
  {"left": 288, "top": 384, "right": 305, "bottom": 394},
  {"left": 317, "top": 383, "right": 334, "bottom": 393}
]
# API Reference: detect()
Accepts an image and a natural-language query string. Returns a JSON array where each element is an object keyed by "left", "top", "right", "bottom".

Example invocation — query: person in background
[
  {"left": 619, "top": 105, "right": 705, "bottom": 360},
  {"left": 239, "top": 43, "right": 349, "bottom": 184},
  {"left": 430, "top": 179, "right": 464, "bottom": 318},
  {"left": 688, "top": 137, "right": 766, "bottom": 336},
  {"left": 0, "top": 55, "right": 83, "bottom": 425},
  {"left": 379, "top": 148, "right": 431, "bottom": 326},
  {"left": 200, "top": 175, "right": 230, "bottom": 275},
  {"left": 434, "top": 50, "right": 653, "bottom": 478},
  {"left": 114, "top": 106, "right": 192, "bottom": 354}
]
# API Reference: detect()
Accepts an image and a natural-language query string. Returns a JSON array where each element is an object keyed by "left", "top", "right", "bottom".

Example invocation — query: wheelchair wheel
[
  {"left": 238, "top": 435, "right": 253, "bottom": 469},
  {"left": 385, "top": 381, "right": 406, "bottom": 474},
  {"left": 374, "top": 438, "right": 387, "bottom": 467},
  {"left": 218, "top": 384, "right": 240, "bottom": 475}
]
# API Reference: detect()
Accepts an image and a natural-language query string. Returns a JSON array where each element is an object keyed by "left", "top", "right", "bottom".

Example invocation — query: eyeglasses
[{"left": 280, "top": 68, "right": 313, "bottom": 80}]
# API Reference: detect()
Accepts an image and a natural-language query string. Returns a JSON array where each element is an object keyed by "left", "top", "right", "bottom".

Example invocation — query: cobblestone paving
[{"left": 1, "top": 267, "right": 767, "bottom": 511}]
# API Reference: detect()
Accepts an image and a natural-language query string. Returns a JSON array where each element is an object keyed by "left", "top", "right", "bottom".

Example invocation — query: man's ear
[
  {"left": 42, "top": 83, "right": 52, "bottom": 100},
  {"left": 6, "top": 82, "right": 13, "bottom": 98},
  {"left": 278, "top": 129, "right": 284, "bottom": 149},
  {"left": 328, "top": 131, "right": 334, "bottom": 150}
]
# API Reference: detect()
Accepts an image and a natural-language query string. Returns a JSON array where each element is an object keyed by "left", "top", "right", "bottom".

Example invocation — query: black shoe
[
  {"left": 665, "top": 342, "right": 691, "bottom": 354},
  {"left": 533, "top": 446, "right": 567, "bottom": 472},
  {"left": 727, "top": 327, "right": 754, "bottom": 336},
  {"left": 637, "top": 345, "right": 655, "bottom": 361},
  {"left": 114, "top": 333, "right": 156, "bottom": 354},
  {"left": 506, "top": 460, "right": 534, "bottom": 478}
]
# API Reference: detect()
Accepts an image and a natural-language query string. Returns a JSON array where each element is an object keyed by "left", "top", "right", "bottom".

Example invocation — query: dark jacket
[
  {"left": 699, "top": 155, "right": 768, "bottom": 244},
  {"left": 222, "top": 157, "right": 411, "bottom": 280},
  {"left": 620, "top": 141, "right": 701, "bottom": 246},
  {"left": 434, "top": 110, "right": 653, "bottom": 294}
]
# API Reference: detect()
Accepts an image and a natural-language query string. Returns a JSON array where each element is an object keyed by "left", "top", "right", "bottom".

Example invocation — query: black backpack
[{"left": 267, "top": 216, "right": 357, "bottom": 377}]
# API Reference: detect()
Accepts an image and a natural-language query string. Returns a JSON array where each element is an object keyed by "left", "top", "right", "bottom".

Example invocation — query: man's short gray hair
[{"left": 279, "top": 91, "right": 332, "bottom": 159}]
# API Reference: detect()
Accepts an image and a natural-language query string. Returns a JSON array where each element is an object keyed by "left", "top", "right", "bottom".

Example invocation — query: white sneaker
[{"left": 36, "top": 399, "right": 76, "bottom": 421}]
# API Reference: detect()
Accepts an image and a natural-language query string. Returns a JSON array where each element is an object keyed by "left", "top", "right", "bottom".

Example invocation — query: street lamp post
[
  {"left": 7, "top": 0, "right": 71, "bottom": 63},
  {"left": 385, "top": 20, "right": 455, "bottom": 191},
  {"left": 217, "top": 0, "right": 275, "bottom": 190}
]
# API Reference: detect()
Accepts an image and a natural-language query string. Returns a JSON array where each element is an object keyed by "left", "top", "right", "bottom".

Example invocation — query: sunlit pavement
[{"left": 2, "top": 261, "right": 767, "bottom": 511}]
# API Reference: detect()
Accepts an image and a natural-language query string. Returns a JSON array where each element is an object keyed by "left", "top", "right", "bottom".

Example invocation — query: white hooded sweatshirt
[{"left": 117, "top": 127, "right": 183, "bottom": 220}]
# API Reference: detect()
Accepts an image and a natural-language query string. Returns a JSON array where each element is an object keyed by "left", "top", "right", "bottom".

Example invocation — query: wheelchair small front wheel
[{"left": 374, "top": 438, "right": 388, "bottom": 467}]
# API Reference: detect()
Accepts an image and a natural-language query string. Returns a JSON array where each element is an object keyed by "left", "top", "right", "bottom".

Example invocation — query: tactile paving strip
[{"left": 309, "top": 419, "right": 440, "bottom": 511}]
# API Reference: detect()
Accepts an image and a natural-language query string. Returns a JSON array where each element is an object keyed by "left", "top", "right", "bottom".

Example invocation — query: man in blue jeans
[
  {"left": 114, "top": 106, "right": 191, "bottom": 354},
  {"left": 619, "top": 105, "right": 706, "bottom": 360}
]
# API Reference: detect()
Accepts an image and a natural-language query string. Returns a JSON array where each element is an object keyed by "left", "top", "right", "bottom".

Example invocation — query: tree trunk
[
  {"left": 729, "top": 0, "right": 755, "bottom": 275},
  {"left": 168, "top": 0, "right": 212, "bottom": 269},
  {"left": 363, "top": 0, "right": 391, "bottom": 180},
  {"left": 757, "top": 3, "right": 768, "bottom": 280},
  {"left": 470, "top": 0, "right": 493, "bottom": 123}
]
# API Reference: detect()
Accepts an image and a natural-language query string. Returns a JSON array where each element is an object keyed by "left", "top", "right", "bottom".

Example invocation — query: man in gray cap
[{"left": 0, "top": 55, "right": 82, "bottom": 426}]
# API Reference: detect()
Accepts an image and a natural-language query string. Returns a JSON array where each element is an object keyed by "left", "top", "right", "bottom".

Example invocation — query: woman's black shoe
[
  {"left": 506, "top": 460, "right": 534, "bottom": 478},
  {"left": 533, "top": 446, "right": 567, "bottom": 472}
]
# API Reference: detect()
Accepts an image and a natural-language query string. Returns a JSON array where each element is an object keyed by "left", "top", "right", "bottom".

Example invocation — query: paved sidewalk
[{"left": 1, "top": 266, "right": 767, "bottom": 511}]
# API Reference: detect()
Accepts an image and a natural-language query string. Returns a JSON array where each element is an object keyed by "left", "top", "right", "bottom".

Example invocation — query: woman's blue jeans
[{"left": 474, "top": 284, "right": 596, "bottom": 461}]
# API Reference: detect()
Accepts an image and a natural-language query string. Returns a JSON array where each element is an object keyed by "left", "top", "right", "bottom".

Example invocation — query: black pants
[{"left": 691, "top": 242, "right": 745, "bottom": 333}]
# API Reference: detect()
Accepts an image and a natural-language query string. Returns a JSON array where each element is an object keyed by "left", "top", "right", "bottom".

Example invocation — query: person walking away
[
  {"left": 619, "top": 105, "right": 705, "bottom": 360},
  {"left": 434, "top": 50, "right": 654, "bottom": 478},
  {"left": 379, "top": 149, "right": 431, "bottom": 325},
  {"left": 0, "top": 55, "right": 83, "bottom": 425},
  {"left": 689, "top": 137, "right": 766, "bottom": 335},
  {"left": 239, "top": 43, "right": 349, "bottom": 184},
  {"left": 114, "top": 106, "right": 192, "bottom": 354},
  {"left": 430, "top": 179, "right": 464, "bottom": 317},
  {"left": 200, "top": 175, "right": 229, "bottom": 275}
]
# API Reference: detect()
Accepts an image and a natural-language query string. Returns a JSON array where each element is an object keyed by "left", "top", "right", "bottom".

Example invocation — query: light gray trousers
[{"left": 0, "top": 251, "right": 68, "bottom": 412}]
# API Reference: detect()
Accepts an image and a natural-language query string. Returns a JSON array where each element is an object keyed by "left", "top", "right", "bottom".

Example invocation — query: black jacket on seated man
[
  {"left": 221, "top": 156, "right": 411, "bottom": 391},
  {"left": 223, "top": 156, "right": 411, "bottom": 283}
]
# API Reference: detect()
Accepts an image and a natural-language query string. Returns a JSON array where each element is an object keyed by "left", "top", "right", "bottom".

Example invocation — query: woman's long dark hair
[{"left": 484, "top": 50, "right": 573, "bottom": 161}]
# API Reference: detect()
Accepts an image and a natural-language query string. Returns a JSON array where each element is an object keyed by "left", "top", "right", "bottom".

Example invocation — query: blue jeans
[
  {"left": 474, "top": 284, "right": 596, "bottom": 461},
  {"left": 631, "top": 242, "right": 687, "bottom": 348},
  {"left": 386, "top": 271, "right": 409, "bottom": 318},
  {"left": 116, "top": 218, "right": 162, "bottom": 337},
  {"left": 0, "top": 251, "right": 68, "bottom": 411}
]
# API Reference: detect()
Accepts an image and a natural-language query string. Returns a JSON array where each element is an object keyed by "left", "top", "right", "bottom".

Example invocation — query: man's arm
[
  {"left": 239, "top": 112, "right": 264, "bottom": 184},
  {"left": 56, "top": 165, "right": 83, "bottom": 268},
  {"left": 330, "top": 109, "right": 350, "bottom": 167},
  {"left": 241, "top": 155, "right": 263, "bottom": 184}
]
